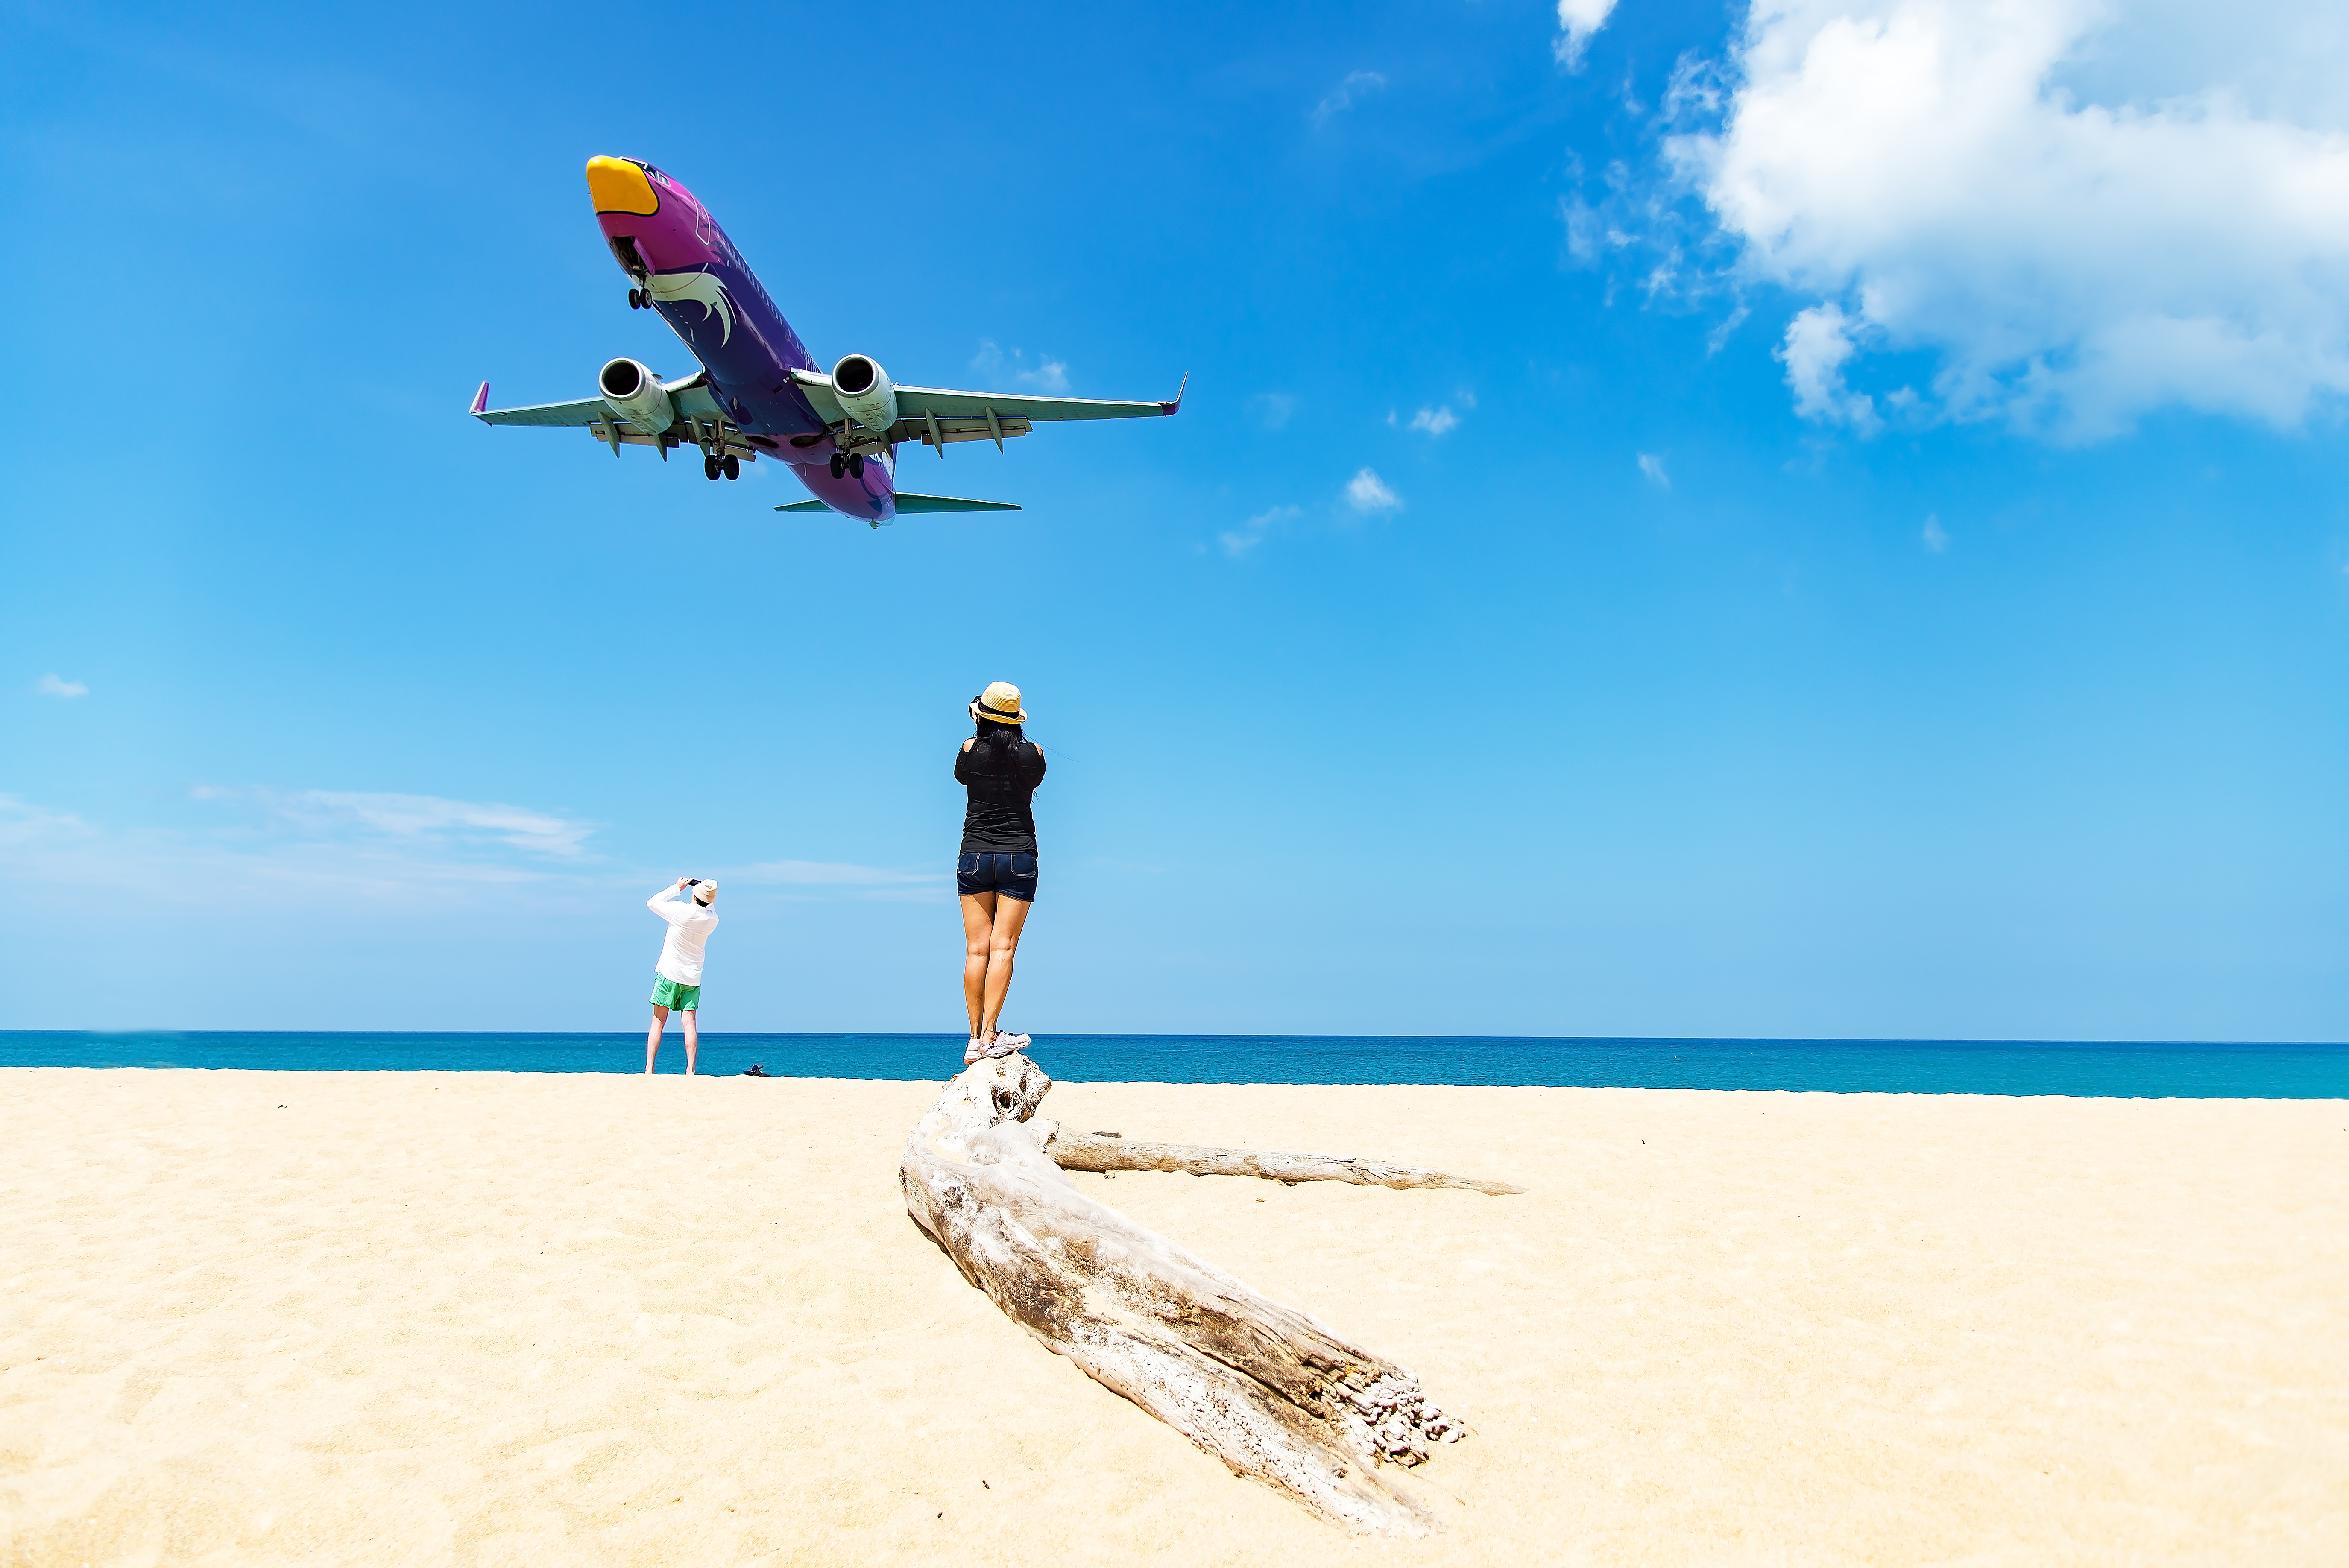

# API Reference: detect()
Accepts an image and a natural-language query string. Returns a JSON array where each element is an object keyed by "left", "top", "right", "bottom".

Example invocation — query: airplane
[{"left": 470, "top": 156, "right": 1183, "bottom": 528}]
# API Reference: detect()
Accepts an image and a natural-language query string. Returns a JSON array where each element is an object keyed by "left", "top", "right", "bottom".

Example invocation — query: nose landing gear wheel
[
  {"left": 829, "top": 452, "right": 846, "bottom": 478},
  {"left": 848, "top": 452, "right": 865, "bottom": 478},
  {"left": 627, "top": 287, "right": 642, "bottom": 309},
  {"left": 723, "top": 454, "right": 740, "bottom": 481},
  {"left": 703, "top": 454, "right": 721, "bottom": 480}
]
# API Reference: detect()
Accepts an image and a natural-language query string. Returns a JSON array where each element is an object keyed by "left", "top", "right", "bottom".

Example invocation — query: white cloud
[
  {"left": 198, "top": 786, "right": 595, "bottom": 858},
  {"left": 1778, "top": 302, "right": 1881, "bottom": 432},
  {"left": 971, "top": 339, "right": 1069, "bottom": 393},
  {"left": 1313, "top": 70, "right": 1387, "bottom": 128},
  {"left": 1, "top": 790, "right": 598, "bottom": 913},
  {"left": 1250, "top": 392, "right": 1296, "bottom": 431},
  {"left": 1672, "top": 0, "right": 2349, "bottom": 440},
  {"left": 1561, "top": 195, "right": 1606, "bottom": 266},
  {"left": 1923, "top": 513, "right": 1949, "bottom": 552},
  {"left": 3, "top": 789, "right": 963, "bottom": 939},
  {"left": 1345, "top": 468, "right": 1403, "bottom": 514},
  {"left": 1638, "top": 452, "right": 1671, "bottom": 486},
  {"left": 0, "top": 794, "right": 92, "bottom": 851},
  {"left": 1408, "top": 405, "right": 1460, "bottom": 436},
  {"left": 1016, "top": 360, "right": 1068, "bottom": 393},
  {"left": 35, "top": 673, "right": 88, "bottom": 698},
  {"left": 1219, "top": 504, "right": 1302, "bottom": 558},
  {"left": 1705, "top": 303, "right": 1752, "bottom": 355},
  {"left": 742, "top": 863, "right": 944, "bottom": 887},
  {"left": 1555, "top": 0, "right": 1621, "bottom": 68}
]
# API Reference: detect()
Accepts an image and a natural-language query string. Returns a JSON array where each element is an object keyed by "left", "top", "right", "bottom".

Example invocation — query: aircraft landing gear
[
  {"left": 723, "top": 454, "right": 740, "bottom": 481},
  {"left": 848, "top": 452, "right": 865, "bottom": 478},
  {"left": 703, "top": 454, "right": 721, "bottom": 480},
  {"left": 627, "top": 287, "right": 643, "bottom": 309},
  {"left": 829, "top": 452, "right": 846, "bottom": 478}
]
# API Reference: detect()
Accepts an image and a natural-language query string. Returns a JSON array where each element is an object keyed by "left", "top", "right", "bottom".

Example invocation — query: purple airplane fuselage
[{"left": 587, "top": 155, "right": 895, "bottom": 521}]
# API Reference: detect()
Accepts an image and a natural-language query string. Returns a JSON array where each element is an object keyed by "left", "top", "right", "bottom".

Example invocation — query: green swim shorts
[{"left": 650, "top": 975, "right": 702, "bottom": 1011}]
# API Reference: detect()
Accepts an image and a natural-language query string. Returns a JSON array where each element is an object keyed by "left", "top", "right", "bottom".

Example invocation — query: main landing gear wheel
[
  {"left": 848, "top": 452, "right": 865, "bottom": 478},
  {"left": 627, "top": 287, "right": 642, "bottom": 309},
  {"left": 829, "top": 452, "right": 846, "bottom": 478},
  {"left": 703, "top": 454, "right": 721, "bottom": 480},
  {"left": 723, "top": 454, "right": 740, "bottom": 481}
]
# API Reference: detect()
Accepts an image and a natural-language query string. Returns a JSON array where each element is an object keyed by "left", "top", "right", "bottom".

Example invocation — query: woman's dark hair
[{"left": 972, "top": 694, "right": 1026, "bottom": 746}]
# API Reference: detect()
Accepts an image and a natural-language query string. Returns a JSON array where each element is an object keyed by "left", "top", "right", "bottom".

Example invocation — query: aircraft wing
[
  {"left": 892, "top": 379, "right": 1183, "bottom": 423},
  {"left": 787, "top": 370, "right": 1183, "bottom": 445},
  {"left": 469, "top": 373, "right": 727, "bottom": 430},
  {"left": 472, "top": 386, "right": 608, "bottom": 427}
]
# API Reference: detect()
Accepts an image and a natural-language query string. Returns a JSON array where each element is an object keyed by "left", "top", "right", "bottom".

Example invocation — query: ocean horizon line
[
  {"left": 5, "top": 1030, "right": 2344, "bottom": 1098},
  {"left": 11, "top": 1027, "right": 2349, "bottom": 1045}
]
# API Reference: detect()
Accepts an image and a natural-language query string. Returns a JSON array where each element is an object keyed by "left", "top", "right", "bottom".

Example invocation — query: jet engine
[
  {"left": 598, "top": 357, "right": 675, "bottom": 434},
  {"left": 831, "top": 354, "right": 898, "bottom": 433}
]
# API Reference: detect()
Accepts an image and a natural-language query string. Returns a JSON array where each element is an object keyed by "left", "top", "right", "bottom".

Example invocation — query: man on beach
[{"left": 646, "top": 878, "right": 718, "bottom": 1075}]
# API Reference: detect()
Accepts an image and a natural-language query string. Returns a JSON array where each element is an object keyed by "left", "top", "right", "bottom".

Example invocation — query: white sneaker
[
  {"left": 964, "top": 1034, "right": 992, "bottom": 1065},
  {"left": 987, "top": 1030, "right": 1031, "bottom": 1057}
]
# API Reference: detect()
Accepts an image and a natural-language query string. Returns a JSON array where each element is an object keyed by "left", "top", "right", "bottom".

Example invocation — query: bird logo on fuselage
[{"left": 647, "top": 269, "right": 734, "bottom": 346}]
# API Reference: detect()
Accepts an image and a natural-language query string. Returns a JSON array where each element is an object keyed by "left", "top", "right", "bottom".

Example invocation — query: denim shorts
[{"left": 956, "top": 851, "right": 1037, "bottom": 902}]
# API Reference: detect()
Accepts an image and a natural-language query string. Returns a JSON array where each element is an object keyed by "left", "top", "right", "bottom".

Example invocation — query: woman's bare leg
[
  {"left": 682, "top": 1008, "right": 699, "bottom": 1076},
  {"left": 960, "top": 892, "right": 998, "bottom": 1039},
  {"left": 980, "top": 895, "right": 1032, "bottom": 1038},
  {"left": 646, "top": 1004, "right": 669, "bottom": 1074}
]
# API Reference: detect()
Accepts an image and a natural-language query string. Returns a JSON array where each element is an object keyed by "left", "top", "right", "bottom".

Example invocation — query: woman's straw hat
[{"left": 970, "top": 681, "right": 1028, "bottom": 724}]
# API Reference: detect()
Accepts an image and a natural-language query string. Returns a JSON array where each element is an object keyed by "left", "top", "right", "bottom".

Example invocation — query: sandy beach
[{"left": 3, "top": 1068, "right": 2342, "bottom": 1565}]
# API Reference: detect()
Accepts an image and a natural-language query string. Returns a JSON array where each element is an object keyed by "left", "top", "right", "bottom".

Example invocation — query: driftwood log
[
  {"left": 1045, "top": 1128, "right": 1527, "bottom": 1195},
  {"left": 899, "top": 1054, "right": 1521, "bottom": 1535}
]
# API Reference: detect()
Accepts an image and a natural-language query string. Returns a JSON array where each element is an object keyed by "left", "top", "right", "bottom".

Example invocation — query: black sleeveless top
[{"left": 955, "top": 734, "right": 1047, "bottom": 854}]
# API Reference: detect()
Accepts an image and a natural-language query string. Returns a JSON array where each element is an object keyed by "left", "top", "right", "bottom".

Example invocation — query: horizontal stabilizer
[
  {"left": 896, "top": 493, "right": 1023, "bottom": 513},
  {"left": 773, "top": 494, "right": 1022, "bottom": 515}
]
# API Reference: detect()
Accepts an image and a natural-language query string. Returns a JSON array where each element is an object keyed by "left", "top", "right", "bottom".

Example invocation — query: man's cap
[
  {"left": 692, "top": 879, "right": 718, "bottom": 904},
  {"left": 970, "top": 680, "right": 1027, "bottom": 725}
]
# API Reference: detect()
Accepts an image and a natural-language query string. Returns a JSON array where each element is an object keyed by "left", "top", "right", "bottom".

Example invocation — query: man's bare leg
[
  {"left": 683, "top": 1008, "right": 699, "bottom": 1076},
  {"left": 646, "top": 1004, "right": 669, "bottom": 1074},
  {"left": 980, "top": 895, "right": 1032, "bottom": 1038},
  {"left": 959, "top": 892, "right": 998, "bottom": 1041}
]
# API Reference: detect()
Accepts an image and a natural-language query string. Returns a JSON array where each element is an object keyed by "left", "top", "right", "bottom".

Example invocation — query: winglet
[
  {"left": 469, "top": 381, "right": 490, "bottom": 419},
  {"left": 1160, "top": 372, "right": 1188, "bottom": 417}
]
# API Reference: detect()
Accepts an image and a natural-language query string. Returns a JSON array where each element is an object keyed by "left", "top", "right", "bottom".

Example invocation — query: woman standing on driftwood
[{"left": 956, "top": 681, "right": 1046, "bottom": 1064}]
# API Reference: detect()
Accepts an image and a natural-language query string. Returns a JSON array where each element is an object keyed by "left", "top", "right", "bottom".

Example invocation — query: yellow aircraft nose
[{"left": 585, "top": 156, "right": 659, "bottom": 215}]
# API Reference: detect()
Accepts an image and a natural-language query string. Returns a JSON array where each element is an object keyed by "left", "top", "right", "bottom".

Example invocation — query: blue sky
[{"left": 4, "top": 0, "right": 2345, "bottom": 1039}]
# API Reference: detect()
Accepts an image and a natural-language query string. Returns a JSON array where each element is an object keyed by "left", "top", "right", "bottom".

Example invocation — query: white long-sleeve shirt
[{"left": 647, "top": 885, "right": 720, "bottom": 985}]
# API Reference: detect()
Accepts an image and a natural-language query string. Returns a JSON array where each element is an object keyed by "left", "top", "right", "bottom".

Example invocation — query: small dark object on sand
[{"left": 743, "top": 1064, "right": 772, "bottom": 1078}]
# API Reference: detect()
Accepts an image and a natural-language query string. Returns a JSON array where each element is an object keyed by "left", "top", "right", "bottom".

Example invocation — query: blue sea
[{"left": 2, "top": 1032, "right": 2343, "bottom": 1097}]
